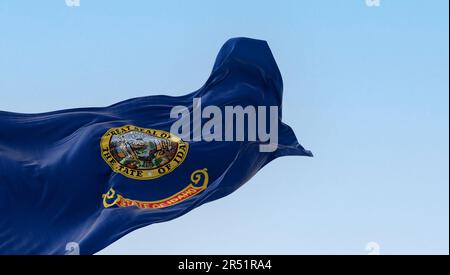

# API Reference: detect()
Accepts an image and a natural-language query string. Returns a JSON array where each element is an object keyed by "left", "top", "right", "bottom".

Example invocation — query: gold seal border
[{"left": 100, "top": 124, "right": 189, "bottom": 180}]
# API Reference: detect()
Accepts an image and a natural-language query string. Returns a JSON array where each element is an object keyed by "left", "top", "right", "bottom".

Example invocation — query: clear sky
[{"left": 0, "top": 0, "right": 448, "bottom": 254}]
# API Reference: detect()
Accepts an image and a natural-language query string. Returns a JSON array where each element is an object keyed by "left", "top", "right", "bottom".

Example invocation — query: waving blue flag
[{"left": 0, "top": 38, "right": 312, "bottom": 255}]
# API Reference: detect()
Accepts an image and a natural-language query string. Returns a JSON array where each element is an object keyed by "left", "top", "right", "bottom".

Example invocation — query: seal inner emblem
[{"left": 100, "top": 125, "right": 189, "bottom": 180}]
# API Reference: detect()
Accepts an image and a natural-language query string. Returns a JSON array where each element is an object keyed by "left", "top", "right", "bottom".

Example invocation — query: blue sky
[{"left": 0, "top": 0, "right": 448, "bottom": 254}]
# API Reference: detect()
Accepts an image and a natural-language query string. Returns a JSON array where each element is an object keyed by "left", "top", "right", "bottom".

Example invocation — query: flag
[{"left": 0, "top": 37, "right": 312, "bottom": 255}]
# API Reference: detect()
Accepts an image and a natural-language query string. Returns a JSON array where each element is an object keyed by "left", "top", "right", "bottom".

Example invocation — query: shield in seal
[{"left": 100, "top": 125, "right": 189, "bottom": 180}]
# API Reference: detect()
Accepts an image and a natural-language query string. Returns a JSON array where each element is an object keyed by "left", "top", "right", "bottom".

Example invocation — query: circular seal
[{"left": 100, "top": 125, "right": 189, "bottom": 180}]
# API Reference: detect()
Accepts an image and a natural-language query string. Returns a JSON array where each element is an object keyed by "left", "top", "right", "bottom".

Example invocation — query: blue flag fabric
[{"left": 0, "top": 38, "right": 312, "bottom": 255}]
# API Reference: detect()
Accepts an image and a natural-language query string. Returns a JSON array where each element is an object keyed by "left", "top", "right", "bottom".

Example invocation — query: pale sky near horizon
[{"left": 0, "top": 0, "right": 448, "bottom": 254}]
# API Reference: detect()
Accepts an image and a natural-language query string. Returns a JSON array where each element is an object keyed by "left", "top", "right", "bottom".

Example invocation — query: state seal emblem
[{"left": 100, "top": 125, "right": 189, "bottom": 180}]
